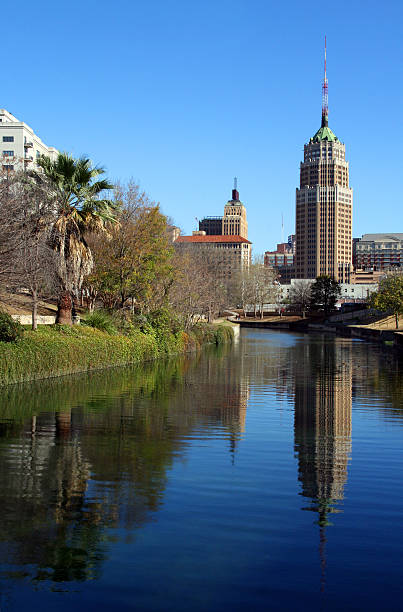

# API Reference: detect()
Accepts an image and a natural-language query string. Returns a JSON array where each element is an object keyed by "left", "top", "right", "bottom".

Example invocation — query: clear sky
[{"left": 4, "top": 0, "right": 403, "bottom": 254}]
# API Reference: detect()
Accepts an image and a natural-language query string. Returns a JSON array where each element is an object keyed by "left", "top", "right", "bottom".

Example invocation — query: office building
[
  {"left": 174, "top": 233, "right": 251, "bottom": 279},
  {"left": 0, "top": 109, "right": 58, "bottom": 172},
  {"left": 295, "top": 44, "right": 353, "bottom": 282}
]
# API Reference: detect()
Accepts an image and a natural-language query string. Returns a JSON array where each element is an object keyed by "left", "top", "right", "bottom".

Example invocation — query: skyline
[{"left": 4, "top": 0, "right": 403, "bottom": 254}]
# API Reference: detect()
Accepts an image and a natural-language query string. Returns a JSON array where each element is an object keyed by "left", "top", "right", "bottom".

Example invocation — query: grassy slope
[{"left": 0, "top": 324, "right": 233, "bottom": 386}]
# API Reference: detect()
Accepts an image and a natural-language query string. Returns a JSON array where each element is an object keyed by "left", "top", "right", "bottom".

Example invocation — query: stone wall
[{"left": 11, "top": 314, "right": 56, "bottom": 325}]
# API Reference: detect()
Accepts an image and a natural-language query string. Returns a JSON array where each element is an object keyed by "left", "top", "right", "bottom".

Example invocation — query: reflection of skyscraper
[
  {"left": 293, "top": 338, "right": 352, "bottom": 526},
  {"left": 293, "top": 337, "right": 352, "bottom": 592}
]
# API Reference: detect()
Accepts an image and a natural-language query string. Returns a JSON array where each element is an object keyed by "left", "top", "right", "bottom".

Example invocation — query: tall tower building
[
  {"left": 223, "top": 178, "right": 248, "bottom": 239},
  {"left": 295, "top": 41, "right": 353, "bottom": 282}
]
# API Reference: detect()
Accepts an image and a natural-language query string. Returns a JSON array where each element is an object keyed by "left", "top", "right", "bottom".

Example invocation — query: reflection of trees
[
  {"left": 0, "top": 342, "right": 250, "bottom": 585},
  {"left": 0, "top": 330, "right": 399, "bottom": 591}
]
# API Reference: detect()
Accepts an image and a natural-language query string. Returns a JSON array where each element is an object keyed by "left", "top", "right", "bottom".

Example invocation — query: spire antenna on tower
[
  {"left": 232, "top": 177, "right": 239, "bottom": 201},
  {"left": 321, "top": 36, "right": 329, "bottom": 127}
]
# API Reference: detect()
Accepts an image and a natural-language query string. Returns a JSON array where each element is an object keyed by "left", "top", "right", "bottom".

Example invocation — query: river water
[{"left": 0, "top": 329, "right": 402, "bottom": 611}]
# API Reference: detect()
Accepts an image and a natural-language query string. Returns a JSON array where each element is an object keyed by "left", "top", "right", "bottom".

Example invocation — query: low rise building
[
  {"left": 353, "top": 233, "right": 403, "bottom": 271},
  {"left": 279, "top": 278, "right": 378, "bottom": 303},
  {"left": 0, "top": 108, "right": 58, "bottom": 172},
  {"left": 264, "top": 242, "right": 295, "bottom": 284},
  {"left": 199, "top": 216, "right": 223, "bottom": 235}
]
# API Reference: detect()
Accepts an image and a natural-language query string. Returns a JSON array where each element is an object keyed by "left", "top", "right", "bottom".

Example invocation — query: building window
[
  {"left": 2, "top": 150, "right": 14, "bottom": 157},
  {"left": 2, "top": 165, "right": 14, "bottom": 171},
  {"left": 3, "top": 136, "right": 14, "bottom": 142}
]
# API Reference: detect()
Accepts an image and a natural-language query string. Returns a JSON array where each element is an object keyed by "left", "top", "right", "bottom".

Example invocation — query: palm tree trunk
[{"left": 56, "top": 291, "right": 72, "bottom": 325}]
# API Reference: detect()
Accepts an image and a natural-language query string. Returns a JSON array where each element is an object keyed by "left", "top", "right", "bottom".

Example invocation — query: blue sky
[{"left": 5, "top": 0, "right": 403, "bottom": 254}]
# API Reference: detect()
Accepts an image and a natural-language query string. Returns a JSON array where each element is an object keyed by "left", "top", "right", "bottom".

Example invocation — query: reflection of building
[
  {"left": 293, "top": 338, "right": 352, "bottom": 526},
  {"left": 292, "top": 337, "right": 352, "bottom": 591},
  {"left": 0, "top": 108, "right": 58, "bottom": 172},
  {"left": 295, "top": 43, "right": 353, "bottom": 282}
]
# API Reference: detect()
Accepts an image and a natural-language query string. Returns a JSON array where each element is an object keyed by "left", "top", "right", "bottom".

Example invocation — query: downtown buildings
[
  {"left": 175, "top": 181, "right": 252, "bottom": 278},
  {"left": 0, "top": 109, "right": 58, "bottom": 172}
]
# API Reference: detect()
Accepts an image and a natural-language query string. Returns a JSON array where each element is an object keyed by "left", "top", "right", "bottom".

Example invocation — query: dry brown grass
[{"left": 353, "top": 314, "right": 402, "bottom": 330}]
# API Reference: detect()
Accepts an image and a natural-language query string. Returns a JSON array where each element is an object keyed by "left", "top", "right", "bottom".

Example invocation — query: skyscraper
[{"left": 295, "top": 41, "right": 353, "bottom": 282}]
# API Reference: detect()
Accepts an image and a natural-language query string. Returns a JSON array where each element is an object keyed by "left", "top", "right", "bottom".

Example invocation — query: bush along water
[
  {"left": 0, "top": 309, "right": 234, "bottom": 386},
  {"left": 0, "top": 311, "right": 23, "bottom": 343}
]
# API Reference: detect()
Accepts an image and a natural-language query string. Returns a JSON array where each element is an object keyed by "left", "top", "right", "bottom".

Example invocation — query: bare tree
[
  {"left": 288, "top": 280, "right": 312, "bottom": 318},
  {"left": 170, "top": 248, "right": 230, "bottom": 328},
  {"left": 0, "top": 169, "right": 26, "bottom": 282},
  {"left": 3, "top": 172, "right": 58, "bottom": 329}
]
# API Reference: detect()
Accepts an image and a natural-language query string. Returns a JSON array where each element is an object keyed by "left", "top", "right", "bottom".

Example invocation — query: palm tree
[{"left": 37, "top": 153, "right": 116, "bottom": 324}]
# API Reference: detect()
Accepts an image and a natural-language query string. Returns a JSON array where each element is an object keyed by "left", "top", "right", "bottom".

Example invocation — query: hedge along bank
[{"left": 0, "top": 323, "right": 234, "bottom": 386}]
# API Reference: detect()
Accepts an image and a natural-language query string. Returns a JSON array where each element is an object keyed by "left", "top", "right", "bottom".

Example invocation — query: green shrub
[
  {"left": 0, "top": 311, "right": 23, "bottom": 343},
  {"left": 83, "top": 310, "right": 117, "bottom": 334}
]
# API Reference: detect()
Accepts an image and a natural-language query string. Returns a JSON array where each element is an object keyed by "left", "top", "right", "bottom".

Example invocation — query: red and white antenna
[{"left": 322, "top": 36, "right": 328, "bottom": 127}]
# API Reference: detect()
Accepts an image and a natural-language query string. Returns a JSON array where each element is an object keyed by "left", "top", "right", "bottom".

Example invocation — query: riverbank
[
  {"left": 0, "top": 323, "right": 234, "bottom": 386},
  {"left": 233, "top": 315, "right": 403, "bottom": 354}
]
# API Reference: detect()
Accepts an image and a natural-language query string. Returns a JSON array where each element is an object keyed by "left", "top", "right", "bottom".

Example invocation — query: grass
[{"left": 0, "top": 322, "right": 233, "bottom": 386}]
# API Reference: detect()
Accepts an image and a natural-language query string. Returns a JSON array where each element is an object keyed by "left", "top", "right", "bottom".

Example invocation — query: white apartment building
[{"left": 0, "top": 108, "right": 58, "bottom": 172}]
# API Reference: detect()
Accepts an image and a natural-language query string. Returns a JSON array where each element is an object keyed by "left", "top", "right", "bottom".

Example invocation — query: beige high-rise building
[
  {"left": 295, "top": 45, "right": 353, "bottom": 282},
  {"left": 222, "top": 179, "right": 248, "bottom": 240}
]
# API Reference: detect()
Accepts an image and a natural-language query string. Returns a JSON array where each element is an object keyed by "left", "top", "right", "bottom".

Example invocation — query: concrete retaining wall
[{"left": 11, "top": 314, "right": 56, "bottom": 325}]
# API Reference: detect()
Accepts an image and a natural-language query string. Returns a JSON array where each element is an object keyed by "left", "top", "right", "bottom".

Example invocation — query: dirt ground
[{"left": 0, "top": 291, "right": 57, "bottom": 316}]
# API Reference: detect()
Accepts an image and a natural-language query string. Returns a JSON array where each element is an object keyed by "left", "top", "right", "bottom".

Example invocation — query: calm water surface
[{"left": 0, "top": 329, "right": 402, "bottom": 611}]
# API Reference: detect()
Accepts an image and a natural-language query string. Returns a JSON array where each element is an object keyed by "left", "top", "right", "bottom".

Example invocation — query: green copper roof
[{"left": 310, "top": 124, "right": 339, "bottom": 143}]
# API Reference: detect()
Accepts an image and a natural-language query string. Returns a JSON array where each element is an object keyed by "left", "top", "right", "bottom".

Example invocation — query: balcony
[
  {"left": 24, "top": 156, "right": 33, "bottom": 162},
  {"left": 24, "top": 141, "right": 33, "bottom": 148}
]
